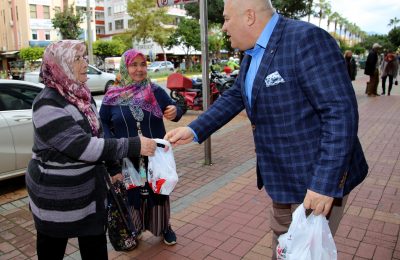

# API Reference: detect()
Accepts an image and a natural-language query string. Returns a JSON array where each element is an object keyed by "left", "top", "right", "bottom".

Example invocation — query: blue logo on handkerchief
[{"left": 264, "top": 71, "right": 285, "bottom": 87}]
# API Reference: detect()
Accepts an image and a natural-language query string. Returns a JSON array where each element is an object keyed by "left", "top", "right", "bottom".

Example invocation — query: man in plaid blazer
[{"left": 165, "top": 0, "right": 368, "bottom": 257}]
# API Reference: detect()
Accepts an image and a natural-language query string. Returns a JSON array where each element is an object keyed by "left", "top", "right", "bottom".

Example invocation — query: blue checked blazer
[{"left": 189, "top": 15, "right": 368, "bottom": 204}]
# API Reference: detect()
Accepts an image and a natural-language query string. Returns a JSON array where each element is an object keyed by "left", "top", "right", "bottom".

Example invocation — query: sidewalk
[{"left": 1, "top": 73, "right": 400, "bottom": 259}]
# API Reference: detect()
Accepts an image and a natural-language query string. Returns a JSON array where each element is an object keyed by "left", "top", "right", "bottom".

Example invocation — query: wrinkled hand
[
  {"left": 139, "top": 136, "right": 156, "bottom": 156},
  {"left": 111, "top": 173, "right": 123, "bottom": 184},
  {"left": 163, "top": 105, "right": 177, "bottom": 120},
  {"left": 303, "top": 189, "right": 334, "bottom": 216},
  {"left": 164, "top": 127, "right": 194, "bottom": 147}
]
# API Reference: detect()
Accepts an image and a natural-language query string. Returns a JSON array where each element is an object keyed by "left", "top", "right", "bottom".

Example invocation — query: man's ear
[{"left": 245, "top": 9, "right": 256, "bottom": 26}]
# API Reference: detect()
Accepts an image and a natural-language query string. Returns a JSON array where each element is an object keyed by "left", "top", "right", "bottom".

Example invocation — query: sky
[{"left": 328, "top": 0, "right": 400, "bottom": 35}]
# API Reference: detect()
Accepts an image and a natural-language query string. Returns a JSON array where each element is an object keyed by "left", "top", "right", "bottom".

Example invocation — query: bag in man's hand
[
  {"left": 107, "top": 180, "right": 138, "bottom": 251},
  {"left": 148, "top": 139, "right": 178, "bottom": 195},
  {"left": 395, "top": 80, "right": 398, "bottom": 86},
  {"left": 276, "top": 204, "right": 337, "bottom": 260}
]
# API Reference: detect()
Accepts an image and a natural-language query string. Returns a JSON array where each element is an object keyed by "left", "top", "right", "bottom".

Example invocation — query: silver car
[
  {"left": 24, "top": 65, "right": 115, "bottom": 93},
  {"left": 147, "top": 61, "right": 174, "bottom": 73},
  {"left": 0, "top": 79, "right": 44, "bottom": 181}
]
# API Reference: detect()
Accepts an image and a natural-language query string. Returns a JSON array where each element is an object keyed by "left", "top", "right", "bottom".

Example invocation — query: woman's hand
[
  {"left": 111, "top": 173, "right": 123, "bottom": 184},
  {"left": 139, "top": 136, "right": 156, "bottom": 156},
  {"left": 164, "top": 105, "right": 177, "bottom": 120}
]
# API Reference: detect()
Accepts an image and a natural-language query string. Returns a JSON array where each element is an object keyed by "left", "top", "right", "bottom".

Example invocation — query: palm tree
[
  {"left": 388, "top": 17, "right": 400, "bottom": 29},
  {"left": 314, "top": 0, "right": 331, "bottom": 28}
]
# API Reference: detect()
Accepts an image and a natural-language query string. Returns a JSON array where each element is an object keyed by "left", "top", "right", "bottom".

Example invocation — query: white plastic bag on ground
[
  {"left": 276, "top": 203, "right": 337, "bottom": 260},
  {"left": 148, "top": 139, "right": 178, "bottom": 195}
]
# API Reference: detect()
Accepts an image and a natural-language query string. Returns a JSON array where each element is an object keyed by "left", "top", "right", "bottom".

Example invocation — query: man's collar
[{"left": 245, "top": 12, "right": 279, "bottom": 54}]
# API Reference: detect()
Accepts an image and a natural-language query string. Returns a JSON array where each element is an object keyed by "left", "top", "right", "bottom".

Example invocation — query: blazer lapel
[
  {"left": 239, "top": 55, "right": 252, "bottom": 113},
  {"left": 250, "top": 16, "right": 287, "bottom": 110}
]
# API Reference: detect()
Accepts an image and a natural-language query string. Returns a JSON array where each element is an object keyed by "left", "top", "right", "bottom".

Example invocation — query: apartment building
[{"left": 0, "top": 0, "right": 96, "bottom": 71}]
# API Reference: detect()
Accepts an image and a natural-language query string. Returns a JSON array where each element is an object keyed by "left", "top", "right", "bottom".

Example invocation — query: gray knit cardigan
[{"left": 26, "top": 87, "right": 140, "bottom": 238}]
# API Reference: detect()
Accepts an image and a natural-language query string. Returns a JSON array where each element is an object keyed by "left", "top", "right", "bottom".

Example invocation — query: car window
[
  {"left": 87, "top": 66, "right": 98, "bottom": 75},
  {"left": 0, "top": 84, "right": 42, "bottom": 111}
]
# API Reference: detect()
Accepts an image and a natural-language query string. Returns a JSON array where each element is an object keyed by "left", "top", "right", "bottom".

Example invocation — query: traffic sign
[{"left": 157, "top": 0, "right": 198, "bottom": 7}]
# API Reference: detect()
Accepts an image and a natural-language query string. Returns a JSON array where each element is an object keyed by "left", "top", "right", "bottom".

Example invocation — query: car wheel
[
  {"left": 104, "top": 80, "right": 114, "bottom": 93},
  {"left": 155, "top": 69, "right": 159, "bottom": 73},
  {"left": 169, "top": 68, "right": 174, "bottom": 71}
]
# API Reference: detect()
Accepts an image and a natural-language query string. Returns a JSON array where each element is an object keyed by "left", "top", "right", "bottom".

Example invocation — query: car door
[
  {"left": 87, "top": 65, "right": 104, "bottom": 92},
  {"left": 0, "top": 83, "right": 42, "bottom": 173},
  {"left": 0, "top": 113, "right": 15, "bottom": 175}
]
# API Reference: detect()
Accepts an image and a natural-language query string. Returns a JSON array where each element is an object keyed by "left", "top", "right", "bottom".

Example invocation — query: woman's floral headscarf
[
  {"left": 102, "top": 49, "right": 163, "bottom": 119},
  {"left": 40, "top": 40, "right": 100, "bottom": 136}
]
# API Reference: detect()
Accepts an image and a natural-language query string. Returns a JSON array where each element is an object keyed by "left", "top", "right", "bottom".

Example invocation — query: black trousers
[
  {"left": 36, "top": 232, "right": 108, "bottom": 260},
  {"left": 382, "top": 75, "right": 394, "bottom": 94}
]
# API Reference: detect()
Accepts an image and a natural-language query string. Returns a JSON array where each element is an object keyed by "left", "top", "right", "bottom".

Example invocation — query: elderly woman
[
  {"left": 100, "top": 49, "right": 183, "bottom": 246},
  {"left": 26, "top": 40, "right": 156, "bottom": 260}
]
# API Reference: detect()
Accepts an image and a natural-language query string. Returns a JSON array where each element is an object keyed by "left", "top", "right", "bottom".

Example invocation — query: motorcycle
[{"left": 167, "top": 70, "right": 235, "bottom": 113}]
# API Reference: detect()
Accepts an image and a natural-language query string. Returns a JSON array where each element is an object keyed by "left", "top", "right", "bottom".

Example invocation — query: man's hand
[
  {"left": 303, "top": 189, "right": 334, "bottom": 216},
  {"left": 139, "top": 136, "right": 156, "bottom": 156},
  {"left": 164, "top": 127, "right": 194, "bottom": 147},
  {"left": 164, "top": 105, "right": 177, "bottom": 121}
]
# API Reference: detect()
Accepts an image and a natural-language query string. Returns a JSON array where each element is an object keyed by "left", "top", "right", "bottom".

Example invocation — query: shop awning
[{"left": 1, "top": 51, "right": 19, "bottom": 56}]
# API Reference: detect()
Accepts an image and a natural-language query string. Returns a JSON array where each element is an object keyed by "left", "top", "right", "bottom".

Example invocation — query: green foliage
[
  {"left": 127, "top": 0, "right": 174, "bottom": 47},
  {"left": 93, "top": 40, "right": 125, "bottom": 61},
  {"left": 19, "top": 47, "right": 44, "bottom": 62},
  {"left": 388, "top": 27, "right": 400, "bottom": 50},
  {"left": 167, "top": 18, "right": 201, "bottom": 52},
  {"left": 274, "top": 0, "right": 309, "bottom": 19},
  {"left": 52, "top": 6, "right": 83, "bottom": 39},
  {"left": 184, "top": 0, "right": 225, "bottom": 24},
  {"left": 112, "top": 34, "right": 133, "bottom": 51},
  {"left": 360, "top": 34, "right": 395, "bottom": 52}
]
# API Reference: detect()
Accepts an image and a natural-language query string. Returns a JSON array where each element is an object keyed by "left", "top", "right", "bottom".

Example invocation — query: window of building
[
  {"left": 108, "top": 22, "right": 112, "bottom": 31},
  {"left": 43, "top": 6, "right": 50, "bottom": 19},
  {"left": 114, "top": 4, "right": 126, "bottom": 13},
  {"left": 32, "top": 30, "right": 38, "bottom": 40},
  {"left": 95, "top": 12, "right": 104, "bottom": 20},
  {"left": 128, "top": 19, "right": 134, "bottom": 28},
  {"left": 45, "top": 31, "right": 50, "bottom": 40},
  {"left": 29, "top": 4, "right": 37, "bottom": 18},
  {"left": 16, "top": 6, "right": 19, "bottom": 20},
  {"left": 107, "top": 7, "right": 112, "bottom": 16},
  {"left": 115, "top": 19, "right": 123, "bottom": 30}
]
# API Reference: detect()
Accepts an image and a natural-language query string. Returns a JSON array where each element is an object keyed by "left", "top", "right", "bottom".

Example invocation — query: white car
[
  {"left": 147, "top": 61, "right": 174, "bottom": 73},
  {"left": 0, "top": 79, "right": 44, "bottom": 181},
  {"left": 24, "top": 65, "right": 115, "bottom": 93}
]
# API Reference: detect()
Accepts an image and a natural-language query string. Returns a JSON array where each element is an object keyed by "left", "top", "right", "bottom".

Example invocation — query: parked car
[
  {"left": 147, "top": 61, "right": 174, "bottom": 73},
  {"left": 24, "top": 65, "right": 115, "bottom": 93},
  {"left": 0, "top": 79, "right": 44, "bottom": 181}
]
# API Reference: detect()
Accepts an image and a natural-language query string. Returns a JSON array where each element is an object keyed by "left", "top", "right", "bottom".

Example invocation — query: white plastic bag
[
  {"left": 122, "top": 157, "right": 144, "bottom": 189},
  {"left": 147, "top": 139, "right": 178, "bottom": 195},
  {"left": 276, "top": 203, "right": 337, "bottom": 260}
]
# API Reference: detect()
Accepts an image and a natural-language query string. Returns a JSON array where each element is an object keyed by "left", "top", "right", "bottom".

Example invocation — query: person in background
[
  {"left": 344, "top": 50, "right": 357, "bottom": 81},
  {"left": 100, "top": 49, "right": 183, "bottom": 247},
  {"left": 26, "top": 40, "right": 156, "bottom": 260},
  {"left": 164, "top": 0, "right": 368, "bottom": 259},
  {"left": 364, "top": 43, "right": 382, "bottom": 96},
  {"left": 380, "top": 52, "right": 399, "bottom": 95},
  {"left": 227, "top": 56, "right": 240, "bottom": 71}
]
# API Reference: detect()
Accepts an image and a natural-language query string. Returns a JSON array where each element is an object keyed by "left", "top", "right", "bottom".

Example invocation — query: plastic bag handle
[{"left": 154, "top": 138, "right": 172, "bottom": 148}]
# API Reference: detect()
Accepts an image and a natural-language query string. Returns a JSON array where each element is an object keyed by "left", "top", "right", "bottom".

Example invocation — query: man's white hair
[{"left": 224, "top": 0, "right": 273, "bottom": 9}]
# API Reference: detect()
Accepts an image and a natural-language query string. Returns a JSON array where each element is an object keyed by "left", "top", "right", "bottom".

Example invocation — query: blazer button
[{"left": 252, "top": 124, "right": 256, "bottom": 131}]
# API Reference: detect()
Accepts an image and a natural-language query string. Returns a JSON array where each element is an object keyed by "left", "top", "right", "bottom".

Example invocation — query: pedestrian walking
[
  {"left": 380, "top": 52, "right": 399, "bottom": 95},
  {"left": 164, "top": 0, "right": 368, "bottom": 259}
]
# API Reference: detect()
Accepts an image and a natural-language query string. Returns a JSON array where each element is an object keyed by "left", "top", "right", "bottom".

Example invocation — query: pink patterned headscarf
[
  {"left": 40, "top": 40, "right": 100, "bottom": 136},
  {"left": 102, "top": 49, "right": 163, "bottom": 118}
]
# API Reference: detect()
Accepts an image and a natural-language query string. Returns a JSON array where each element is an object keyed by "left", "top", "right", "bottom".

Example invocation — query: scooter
[{"left": 167, "top": 73, "right": 220, "bottom": 113}]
